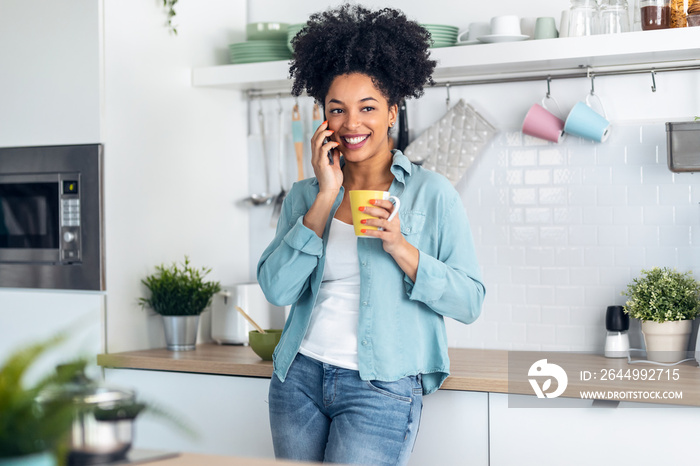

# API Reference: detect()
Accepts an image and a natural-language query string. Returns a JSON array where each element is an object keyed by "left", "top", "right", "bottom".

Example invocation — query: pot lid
[{"left": 39, "top": 363, "right": 135, "bottom": 406}]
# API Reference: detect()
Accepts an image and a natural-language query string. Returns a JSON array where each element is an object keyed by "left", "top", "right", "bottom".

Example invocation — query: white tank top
[{"left": 299, "top": 218, "right": 360, "bottom": 370}]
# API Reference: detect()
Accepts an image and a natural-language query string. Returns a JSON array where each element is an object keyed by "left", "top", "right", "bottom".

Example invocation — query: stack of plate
[
  {"left": 229, "top": 40, "right": 293, "bottom": 64},
  {"left": 230, "top": 22, "right": 294, "bottom": 65},
  {"left": 422, "top": 24, "right": 459, "bottom": 48},
  {"left": 287, "top": 23, "right": 305, "bottom": 53}
]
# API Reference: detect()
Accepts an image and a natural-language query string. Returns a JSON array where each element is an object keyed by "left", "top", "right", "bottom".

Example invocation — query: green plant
[
  {"left": 163, "top": 0, "right": 178, "bottom": 35},
  {"left": 622, "top": 267, "right": 700, "bottom": 322},
  {"left": 140, "top": 256, "right": 221, "bottom": 316},
  {"left": 0, "top": 333, "right": 82, "bottom": 458}
]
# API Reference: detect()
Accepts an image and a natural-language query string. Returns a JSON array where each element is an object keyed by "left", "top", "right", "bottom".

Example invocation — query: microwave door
[{"left": 0, "top": 178, "right": 61, "bottom": 264}]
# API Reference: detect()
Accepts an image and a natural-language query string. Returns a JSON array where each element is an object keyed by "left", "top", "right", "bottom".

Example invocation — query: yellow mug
[{"left": 348, "top": 190, "right": 401, "bottom": 237}]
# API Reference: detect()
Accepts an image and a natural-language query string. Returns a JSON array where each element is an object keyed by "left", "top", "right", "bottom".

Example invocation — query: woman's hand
[
  {"left": 311, "top": 120, "right": 342, "bottom": 194},
  {"left": 360, "top": 199, "right": 419, "bottom": 282}
]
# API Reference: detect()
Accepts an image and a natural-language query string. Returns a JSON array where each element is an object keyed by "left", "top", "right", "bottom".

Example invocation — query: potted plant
[
  {"left": 140, "top": 256, "right": 221, "bottom": 351},
  {"left": 0, "top": 333, "right": 80, "bottom": 466},
  {"left": 622, "top": 267, "right": 700, "bottom": 362}
]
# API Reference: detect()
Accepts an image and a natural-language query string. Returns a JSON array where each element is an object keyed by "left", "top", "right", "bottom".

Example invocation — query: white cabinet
[
  {"left": 489, "top": 393, "right": 700, "bottom": 466},
  {"left": 409, "top": 391, "right": 489, "bottom": 466},
  {"left": 104, "top": 369, "right": 275, "bottom": 458}
]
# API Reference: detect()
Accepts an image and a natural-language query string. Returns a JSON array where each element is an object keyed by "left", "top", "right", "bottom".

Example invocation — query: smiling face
[{"left": 324, "top": 73, "right": 398, "bottom": 164}]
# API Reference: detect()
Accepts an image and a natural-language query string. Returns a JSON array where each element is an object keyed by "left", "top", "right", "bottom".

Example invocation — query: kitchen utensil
[
  {"left": 312, "top": 102, "right": 322, "bottom": 131},
  {"left": 244, "top": 105, "right": 274, "bottom": 206},
  {"left": 38, "top": 364, "right": 145, "bottom": 465},
  {"left": 270, "top": 102, "right": 287, "bottom": 226},
  {"left": 292, "top": 103, "right": 304, "bottom": 180},
  {"left": 403, "top": 99, "right": 497, "bottom": 185},
  {"left": 235, "top": 305, "right": 266, "bottom": 334},
  {"left": 605, "top": 305, "right": 630, "bottom": 358},
  {"left": 249, "top": 329, "right": 283, "bottom": 360},
  {"left": 397, "top": 99, "right": 409, "bottom": 152}
]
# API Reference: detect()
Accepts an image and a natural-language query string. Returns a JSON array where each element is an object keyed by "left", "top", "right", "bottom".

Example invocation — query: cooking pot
[{"left": 38, "top": 365, "right": 145, "bottom": 465}]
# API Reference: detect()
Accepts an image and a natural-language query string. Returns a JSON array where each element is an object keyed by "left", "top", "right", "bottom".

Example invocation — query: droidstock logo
[{"left": 528, "top": 359, "right": 568, "bottom": 399}]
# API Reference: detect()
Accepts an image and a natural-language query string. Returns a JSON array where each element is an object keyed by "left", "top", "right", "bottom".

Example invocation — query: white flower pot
[
  {"left": 162, "top": 315, "right": 199, "bottom": 351},
  {"left": 641, "top": 320, "right": 692, "bottom": 363}
]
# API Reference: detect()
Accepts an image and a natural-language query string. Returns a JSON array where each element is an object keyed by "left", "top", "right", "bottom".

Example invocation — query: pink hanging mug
[{"left": 522, "top": 95, "right": 565, "bottom": 143}]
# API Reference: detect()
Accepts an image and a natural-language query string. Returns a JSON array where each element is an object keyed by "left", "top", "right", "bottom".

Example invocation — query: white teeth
[{"left": 344, "top": 135, "right": 368, "bottom": 145}]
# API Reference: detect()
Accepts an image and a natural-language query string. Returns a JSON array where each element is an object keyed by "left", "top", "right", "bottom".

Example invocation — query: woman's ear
[{"left": 388, "top": 103, "right": 398, "bottom": 128}]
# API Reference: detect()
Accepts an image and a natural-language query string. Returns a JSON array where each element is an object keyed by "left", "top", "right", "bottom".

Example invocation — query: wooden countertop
[
  {"left": 146, "top": 452, "right": 336, "bottom": 466},
  {"left": 98, "top": 344, "right": 700, "bottom": 406}
]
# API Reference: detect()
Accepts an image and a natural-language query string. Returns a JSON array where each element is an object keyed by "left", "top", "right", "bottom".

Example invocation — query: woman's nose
[{"left": 343, "top": 111, "right": 361, "bottom": 130}]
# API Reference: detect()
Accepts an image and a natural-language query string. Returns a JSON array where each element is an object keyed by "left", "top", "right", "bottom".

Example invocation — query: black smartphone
[{"left": 323, "top": 137, "right": 334, "bottom": 165}]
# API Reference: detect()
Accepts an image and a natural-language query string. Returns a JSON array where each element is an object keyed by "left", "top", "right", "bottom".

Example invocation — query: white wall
[{"left": 102, "top": 0, "right": 250, "bottom": 352}]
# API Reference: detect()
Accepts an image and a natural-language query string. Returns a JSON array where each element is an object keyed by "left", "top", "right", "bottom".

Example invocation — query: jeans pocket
[{"left": 365, "top": 377, "right": 416, "bottom": 403}]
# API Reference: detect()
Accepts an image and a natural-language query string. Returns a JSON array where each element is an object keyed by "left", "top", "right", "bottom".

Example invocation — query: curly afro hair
[{"left": 289, "top": 3, "right": 436, "bottom": 107}]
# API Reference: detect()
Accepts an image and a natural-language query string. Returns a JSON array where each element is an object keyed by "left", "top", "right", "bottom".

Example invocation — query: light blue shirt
[{"left": 257, "top": 151, "right": 485, "bottom": 394}]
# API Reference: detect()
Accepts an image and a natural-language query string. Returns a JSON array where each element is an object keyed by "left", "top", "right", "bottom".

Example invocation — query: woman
[{"left": 257, "top": 4, "right": 485, "bottom": 465}]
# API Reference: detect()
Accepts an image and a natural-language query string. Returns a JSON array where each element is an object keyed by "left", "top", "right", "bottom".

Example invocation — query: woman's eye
[
  {"left": 362, "top": 106, "right": 375, "bottom": 112},
  {"left": 328, "top": 108, "right": 343, "bottom": 114}
]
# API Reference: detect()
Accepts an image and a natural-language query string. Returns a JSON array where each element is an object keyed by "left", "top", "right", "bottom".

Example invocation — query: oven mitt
[{"left": 403, "top": 99, "right": 497, "bottom": 185}]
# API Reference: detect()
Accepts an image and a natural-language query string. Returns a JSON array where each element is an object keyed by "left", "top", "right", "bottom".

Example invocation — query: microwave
[{"left": 0, "top": 144, "right": 104, "bottom": 291}]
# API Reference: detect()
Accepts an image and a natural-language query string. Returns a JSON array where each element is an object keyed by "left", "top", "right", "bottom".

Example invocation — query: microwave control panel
[{"left": 60, "top": 177, "right": 81, "bottom": 262}]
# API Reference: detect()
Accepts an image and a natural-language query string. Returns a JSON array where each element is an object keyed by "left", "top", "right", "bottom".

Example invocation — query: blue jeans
[{"left": 269, "top": 353, "right": 423, "bottom": 465}]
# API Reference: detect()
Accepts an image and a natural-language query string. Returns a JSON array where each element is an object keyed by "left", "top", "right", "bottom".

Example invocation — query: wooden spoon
[
  {"left": 234, "top": 306, "right": 266, "bottom": 334},
  {"left": 292, "top": 103, "right": 304, "bottom": 181}
]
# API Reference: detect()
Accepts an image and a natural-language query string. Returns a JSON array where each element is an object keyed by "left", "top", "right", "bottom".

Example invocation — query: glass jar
[
  {"left": 599, "top": 0, "right": 631, "bottom": 33},
  {"left": 688, "top": 0, "right": 700, "bottom": 25},
  {"left": 639, "top": 0, "right": 671, "bottom": 29},
  {"left": 568, "top": 0, "right": 600, "bottom": 36},
  {"left": 670, "top": 0, "right": 688, "bottom": 27}
]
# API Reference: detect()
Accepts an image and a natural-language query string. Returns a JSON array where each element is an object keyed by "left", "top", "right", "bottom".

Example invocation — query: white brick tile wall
[
  {"left": 451, "top": 121, "right": 700, "bottom": 352},
  {"left": 248, "top": 85, "right": 700, "bottom": 355}
]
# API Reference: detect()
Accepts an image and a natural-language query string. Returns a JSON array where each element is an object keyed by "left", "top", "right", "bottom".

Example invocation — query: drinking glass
[
  {"left": 599, "top": 0, "right": 631, "bottom": 33},
  {"left": 568, "top": 0, "right": 600, "bottom": 36}
]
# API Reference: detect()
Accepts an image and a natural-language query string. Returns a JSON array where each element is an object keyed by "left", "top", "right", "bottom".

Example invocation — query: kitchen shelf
[{"left": 192, "top": 27, "right": 700, "bottom": 93}]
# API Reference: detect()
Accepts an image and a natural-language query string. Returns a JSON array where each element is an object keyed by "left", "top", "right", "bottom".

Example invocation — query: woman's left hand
[
  {"left": 359, "top": 199, "right": 404, "bottom": 254},
  {"left": 360, "top": 200, "right": 420, "bottom": 282}
]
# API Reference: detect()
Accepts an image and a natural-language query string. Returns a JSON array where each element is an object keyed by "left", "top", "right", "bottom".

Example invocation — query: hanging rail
[{"left": 244, "top": 60, "right": 700, "bottom": 100}]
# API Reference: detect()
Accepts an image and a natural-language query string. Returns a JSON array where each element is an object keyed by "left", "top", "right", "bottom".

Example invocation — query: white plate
[
  {"left": 455, "top": 39, "right": 481, "bottom": 46},
  {"left": 477, "top": 34, "right": 529, "bottom": 43}
]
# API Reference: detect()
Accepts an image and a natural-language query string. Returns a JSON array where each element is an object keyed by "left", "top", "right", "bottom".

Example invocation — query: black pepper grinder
[{"left": 605, "top": 305, "right": 630, "bottom": 358}]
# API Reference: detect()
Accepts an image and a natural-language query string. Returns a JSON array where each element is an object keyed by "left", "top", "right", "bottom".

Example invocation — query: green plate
[
  {"left": 232, "top": 56, "right": 291, "bottom": 64},
  {"left": 246, "top": 22, "right": 289, "bottom": 41}
]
